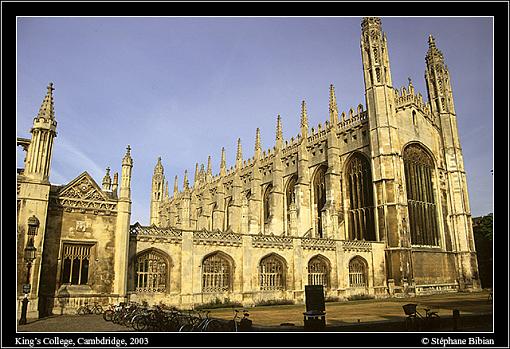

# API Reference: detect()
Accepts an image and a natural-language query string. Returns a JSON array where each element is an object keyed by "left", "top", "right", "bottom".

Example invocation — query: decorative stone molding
[
  {"left": 192, "top": 230, "right": 242, "bottom": 247},
  {"left": 301, "top": 237, "right": 336, "bottom": 251},
  {"left": 341, "top": 240, "right": 372, "bottom": 252},
  {"left": 130, "top": 223, "right": 182, "bottom": 244},
  {"left": 252, "top": 235, "right": 293, "bottom": 249}
]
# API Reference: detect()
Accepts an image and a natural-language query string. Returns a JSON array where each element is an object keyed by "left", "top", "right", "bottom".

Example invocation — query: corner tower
[
  {"left": 424, "top": 36, "right": 480, "bottom": 290},
  {"left": 361, "top": 18, "right": 412, "bottom": 290}
]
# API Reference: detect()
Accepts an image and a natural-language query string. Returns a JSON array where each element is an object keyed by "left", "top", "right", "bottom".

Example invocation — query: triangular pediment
[{"left": 58, "top": 171, "right": 110, "bottom": 202}]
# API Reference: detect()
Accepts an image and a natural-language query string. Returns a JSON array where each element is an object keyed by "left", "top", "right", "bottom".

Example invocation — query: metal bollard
[{"left": 452, "top": 309, "right": 460, "bottom": 331}]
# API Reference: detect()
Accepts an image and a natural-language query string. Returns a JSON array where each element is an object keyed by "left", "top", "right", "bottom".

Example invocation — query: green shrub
[
  {"left": 255, "top": 299, "right": 294, "bottom": 307},
  {"left": 194, "top": 297, "right": 242, "bottom": 310},
  {"left": 347, "top": 294, "right": 374, "bottom": 301},
  {"left": 325, "top": 296, "right": 342, "bottom": 303}
]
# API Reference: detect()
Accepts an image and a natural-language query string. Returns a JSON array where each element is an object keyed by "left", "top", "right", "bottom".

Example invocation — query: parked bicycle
[
  {"left": 77, "top": 302, "right": 103, "bottom": 315},
  {"left": 227, "top": 308, "right": 251, "bottom": 332},
  {"left": 403, "top": 303, "right": 440, "bottom": 331}
]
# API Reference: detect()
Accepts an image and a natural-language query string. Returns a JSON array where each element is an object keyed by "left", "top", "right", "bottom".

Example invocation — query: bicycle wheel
[
  {"left": 427, "top": 313, "right": 441, "bottom": 330},
  {"left": 179, "top": 324, "right": 193, "bottom": 332},
  {"left": 77, "top": 306, "right": 87, "bottom": 315},
  {"left": 204, "top": 320, "right": 224, "bottom": 332},
  {"left": 94, "top": 305, "right": 104, "bottom": 315},
  {"left": 133, "top": 315, "right": 148, "bottom": 331},
  {"left": 103, "top": 310, "right": 114, "bottom": 321}
]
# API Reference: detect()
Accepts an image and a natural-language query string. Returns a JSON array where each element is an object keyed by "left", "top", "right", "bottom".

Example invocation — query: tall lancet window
[
  {"left": 346, "top": 154, "right": 376, "bottom": 241},
  {"left": 403, "top": 144, "right": 439, "bottom": 246},
  {"left": 263, "top": 184, "right": 273, "bottom": 224},
  {"left": 313, "top": 166, "right": 327, "bottom": 238},
  {"left": 285, "top": 176, "right": 297, "bottom": 233}
]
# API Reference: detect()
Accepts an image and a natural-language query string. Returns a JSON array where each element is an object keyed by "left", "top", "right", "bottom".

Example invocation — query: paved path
[{"left": 18, "top": 290, "right": 493, "bottom": 332}]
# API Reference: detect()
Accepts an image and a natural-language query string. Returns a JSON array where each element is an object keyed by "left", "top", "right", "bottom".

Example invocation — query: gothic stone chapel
[{"left": 17, "top": 17, "right": 480, "bottom": 318}]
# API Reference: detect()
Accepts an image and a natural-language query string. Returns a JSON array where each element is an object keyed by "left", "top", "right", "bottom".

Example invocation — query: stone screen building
[{"left": 17, "top": 17, "right": 480, "bottom": 317}]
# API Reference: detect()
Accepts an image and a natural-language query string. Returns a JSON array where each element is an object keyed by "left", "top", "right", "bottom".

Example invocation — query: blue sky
[{"left": 17, "top": 17, "right": 493, "bottom": 224}]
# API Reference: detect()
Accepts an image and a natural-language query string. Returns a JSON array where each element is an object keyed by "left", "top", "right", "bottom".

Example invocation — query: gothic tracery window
[
  {"left": 285, "top": 176, "right": 297, "bottom": 233},
  {"left": 135, "top": 250, "right": 168, "bottom": 292},
  {"left": 313, "top": 166, "right": 327, "bottom": 238},
  {"left": 61, "top": 243, "right": 92, "bottom": 285},
  {"left": 346, "top": 154, "right": 376, "bottom": 241},
  {"left": 349, "top": 256, "right": 368, "bottom": 288},
  {"left": 202, "top": 252, "right": 232, "bottom": 293},
  {"left": 259, "top": 254, "right": 285, "bottom": 291},
  {"left": 403, "top": 144, "right": 439, "bottom": 246},
  {"left": 308, "top": 255, "right": 330, "bottom": 288}
]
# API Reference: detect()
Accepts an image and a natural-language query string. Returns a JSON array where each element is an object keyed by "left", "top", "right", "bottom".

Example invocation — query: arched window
[
  {"left": 202, "top": 252, "right": 232, "bottom": 293},
  {"left": 225, "top": 197, "right": 233, "bottom": 230},
  {"left": 403, "top": 144, "right": 439, "bottom": 246},
  {"left": 346, "top": 154, "right": 376, "bottom": 241},
  {"left": 285, "top": 176, "right": 297, "bottom": 233},
  {"left": 349, "top": 257, "right": 368, "bottom": 288},
  {"left": 313, "top": 166, "right": 327, "bottom": 238},
  {"left": 308, "top": 255, "right": 330, "bottom": 288},
  {"left": 263, "top": 184, "right": 273, "bottom": 224},
  {"left": 135, "top": 249, "right": 168, "bottom": 293},
  {"left": 259, "top": 254, "right": 285, "bottom": 291}
]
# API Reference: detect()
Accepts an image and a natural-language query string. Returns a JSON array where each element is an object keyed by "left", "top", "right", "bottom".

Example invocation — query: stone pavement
[{"left": 17, "top": 290, "right": 493, "bottom": 332}]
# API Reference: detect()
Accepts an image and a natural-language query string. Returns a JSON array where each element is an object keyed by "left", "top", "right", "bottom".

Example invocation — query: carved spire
[
  {"left": 183, "top": 170, "right": 189, "bottom": 190},
  {"left": 329, "top": 84, "right": 339, "bottom": 125},
  {"left": 254, "top": 128, "right": 261, "bottom": 160},
  {"left": 112, "top": 172, "right": 119, "bottom": 194},
  {"left": 207, "top": 155, "right": 212, "bottom": 180},
  {"left": 164, "top": 180, "right": 169, "bottom": 199},
  {"left": 236, "top": 138, "right": 242, "bottom": 169},
  {"left": 426, "top": 34, "right": 444, "bottom": 65},
  {"left": 37, "top": 82, "right": 55, "bottom": 120},
  {"left": 275, "top": 114, "right": 283, "bottom": 150},
  {"left": 199, "top": 163, "right": 205, "bottom": 182},
  {"left": 102, "top": 167, "right": 112, "bottom": 191},
  {"left": 173, "top": 175, "right": 179, "bottom": 196},
  {"left": 194, "top": 162, "right": 199, "bottom": 185},
  {"left": 154, "top": 156, "right": 164, "bottom": 174},
  {"left": 122, "top": 145, "right": 133, "bottom": 166},
  {"left": 220, "top": 147, "right": 226, "bottom": 176},
  {"left": 300, "top": 100, "right": 308, "bottom": 139}
]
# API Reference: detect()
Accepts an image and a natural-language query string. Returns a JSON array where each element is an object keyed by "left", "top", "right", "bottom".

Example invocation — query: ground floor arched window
[
  {"left": 202, "top": 252, "right": 232, "bottom": 293},
  {"left": 308, "top": 255, "right": 330, "bottom": 288},
  {"left": 348, "top": 256, "right": 368, "bottom": 288},
  {"left": 135, "top": 250, "right": 168, "bottom": 292},
  {"left": 259, "top": 254, "right": 286, "bottom": 291}
]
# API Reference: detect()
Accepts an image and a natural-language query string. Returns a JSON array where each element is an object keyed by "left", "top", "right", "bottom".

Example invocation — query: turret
[
  {"left": 360, "top": 17, "right": 393, "bottom": 89},
  {"left": 424, "top": 35, "right": 479, "bottom": 290},
  {"left": 119, "top": 145, "right": 133, "bottom": 200},
  {"left": 150, "top": 157, "right": 165, "bottom": 225},
  {"left": 173, "top": 175, "right": 179, "bottom": 197},
  {"left": 102, "top": 167, "right": 112, "bottom": 191},
  {"left": 24, "top": 82, "right": 58, "bottom": 182},
  {"left": 206, "top": 156, "right": 212, "bottom": 182}
]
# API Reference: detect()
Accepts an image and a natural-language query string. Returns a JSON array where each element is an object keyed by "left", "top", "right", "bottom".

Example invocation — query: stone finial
[
  {"left": 183, "top": 170, "right": 189, "bottom": 189},
  {"left": 173, "top": 175, "right": 179, "bottom": 195},
  {"left": 236, "top": 138, "right": 242, "bottom": 169},
  {"left": 154, "top": 156, "right": 164, "bottom": 174},
  {"left": 329, "top": 84, "right": 339, "bottom": 125},
  {"left": 122, "top": 145, "right": 133, "bottom": 166},
  {"left": 254, "top": 128, "right": 261, "bottom": 159},
  {"left": 194, "top": 163, "right": 199, "bottom": 185},
  {"left": 428, "top": 34, "right": 436, "bottom": 48},
  {"left": 220, "top": 147, "right": 226, "bottom": 176},
  {"left": 102, "top": 167, "right": 112, "bottom": 191},
  {"left": 164, "top": 180, "right": 169, "bottom": 199},
  {"left": 37, "top": 82, "right": 56, "bottom": 120},
  {"left": 207, "top": 155, "right": 212, "bottom": 179},
  {"left": 276, "top": 114, "right": 283, "bottom": 141},
  {"left": 300, "top": 100, "right": 308, "bottom": 139}
]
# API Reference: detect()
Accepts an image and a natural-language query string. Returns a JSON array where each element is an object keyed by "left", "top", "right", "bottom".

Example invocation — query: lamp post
[{"left": 19, "top": 216, "right": 39, "bottom": 325}]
